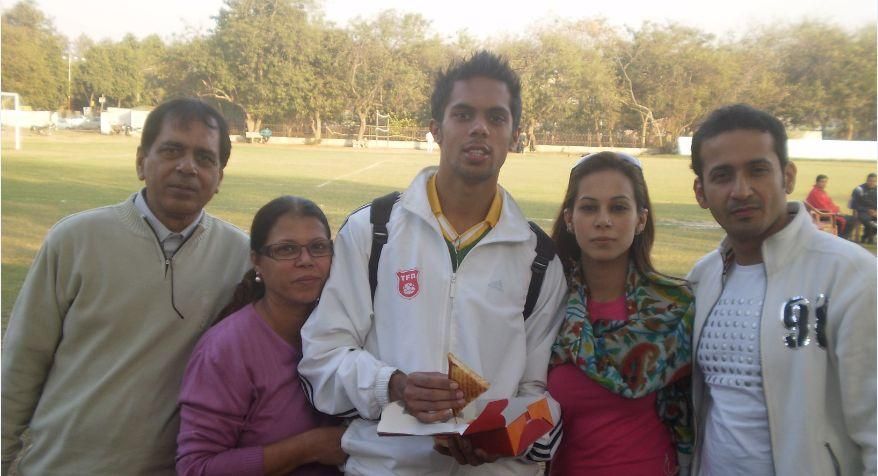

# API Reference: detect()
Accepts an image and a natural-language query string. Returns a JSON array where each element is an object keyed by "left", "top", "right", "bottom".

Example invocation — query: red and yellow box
[{"left": 377, "top": 395, "right": 554, "bottom": 457}]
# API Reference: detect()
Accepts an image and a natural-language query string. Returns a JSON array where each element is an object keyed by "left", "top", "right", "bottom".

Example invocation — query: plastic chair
[{"left": 804, "top": 202, "right": 838, "bottom": 235}]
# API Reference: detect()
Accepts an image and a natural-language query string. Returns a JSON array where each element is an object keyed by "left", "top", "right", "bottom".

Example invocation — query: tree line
[{"left": 2, "top": 0, "right": 875, "bottom": 149}]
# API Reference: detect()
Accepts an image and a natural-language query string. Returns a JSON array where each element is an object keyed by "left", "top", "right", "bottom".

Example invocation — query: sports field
[{"left": 2, "top": 131, "right": 875, "bottom": 330}]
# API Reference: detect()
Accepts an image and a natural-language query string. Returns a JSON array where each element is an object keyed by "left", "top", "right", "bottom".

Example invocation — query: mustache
[{"left": 728, "top": 199, "right": 762, "bottom": 212}]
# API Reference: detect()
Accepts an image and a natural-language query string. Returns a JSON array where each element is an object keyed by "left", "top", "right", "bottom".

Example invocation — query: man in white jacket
[
  {"left": 299, "top": 51, "right": 566, "bottom": 475},
  {"left": 687, "top": 104, "right": 876, "bottom": 476}
]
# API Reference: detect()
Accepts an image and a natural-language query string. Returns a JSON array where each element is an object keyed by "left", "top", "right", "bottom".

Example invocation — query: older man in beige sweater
[{"left": 2, "top": 98, "right": 250, "bottom": 476}]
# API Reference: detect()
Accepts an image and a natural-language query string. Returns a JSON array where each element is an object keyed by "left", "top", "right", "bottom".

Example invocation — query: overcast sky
[{"left": 28, "top": 0, "right": 878, "bottom": 43}]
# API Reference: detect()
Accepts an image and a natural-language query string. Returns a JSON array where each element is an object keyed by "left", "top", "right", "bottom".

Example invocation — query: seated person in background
[
  {"left": 259, "top": 127, "right": 272, "bottom": 143},
  {"left": 851, "top": 173, "right": 877, "bottom": 244},
  {"left": 176, "top": 196, "right": 346, "bottom": 476},
  {"left": 805, "top": 174, "right": 851, "bottom": 238}
]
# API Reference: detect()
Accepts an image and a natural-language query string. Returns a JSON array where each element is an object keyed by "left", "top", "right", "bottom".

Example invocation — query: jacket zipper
[
  {"left": 447, "top": 273, "right": 457, "bottom": 361},
  {"left": 444, "top": 233, "right": 469, "bottom": 363},
  {"left": 443, "top": 232, "right": 508, "bottom": 367},
  {"left": 757, "top": 271, "right": 776, "bottom": 472},
  {"left": 445, "top": 233, "right": 478, "bottom": 367},
  {"left": 692, "top": 297, "right": 721, "bottom": 465},
  {"left": 824, "top": 442, "right": 840, "bottom": 476},
  {"left": 692, "top": 260, "right": 731, "bottom": 469}
]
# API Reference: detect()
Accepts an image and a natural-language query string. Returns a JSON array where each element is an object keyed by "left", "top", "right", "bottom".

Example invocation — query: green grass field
[{"left": 2, "top": 131, "right": 875, "bottom": 331}]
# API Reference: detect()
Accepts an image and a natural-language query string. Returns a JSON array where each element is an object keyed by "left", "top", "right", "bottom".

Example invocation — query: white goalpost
[
  {"left": 375, "top": 110, "right": 390, "bottom": 148},
  {"left": 1, "top": 92, "right": 22, "bottom": 150}
]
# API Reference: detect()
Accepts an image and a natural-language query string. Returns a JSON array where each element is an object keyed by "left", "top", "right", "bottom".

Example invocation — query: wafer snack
[{"left": 447, "top": 353, "right": 490, "bottom": 415}]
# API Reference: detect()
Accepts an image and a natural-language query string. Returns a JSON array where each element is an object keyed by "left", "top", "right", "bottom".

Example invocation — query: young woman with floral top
[{"left": 547, "top": 152, "right": 694, "bottom": 475}]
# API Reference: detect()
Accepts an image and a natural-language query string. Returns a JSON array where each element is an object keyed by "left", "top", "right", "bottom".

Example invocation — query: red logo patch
[{"left": 397, "top": 268, "right": 420, "bottom": 299}]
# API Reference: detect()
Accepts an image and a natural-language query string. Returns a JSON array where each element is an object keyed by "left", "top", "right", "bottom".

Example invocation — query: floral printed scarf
[{"left": 550, "top": 264, "right": 695, "bottom": 457}]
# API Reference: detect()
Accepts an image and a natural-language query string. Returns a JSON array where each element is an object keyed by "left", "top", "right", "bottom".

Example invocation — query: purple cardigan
[{"left": 176, "top": 304, "right": 341, "bottom": 476}]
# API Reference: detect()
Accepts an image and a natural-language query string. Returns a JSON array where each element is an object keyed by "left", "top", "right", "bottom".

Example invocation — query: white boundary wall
[
  {"left": 100, "top": 108, "right": 151, "bottom": 134},
  {"left": 0, "top": 110, "right": 55, "bottom": 127},
  {"left": 234, "top": 136, "right": 648, "bottom": 156},
  {"left": 678, "top": 136, "right": 877, "bottom": 161},
  {"left": 130, "top": 110, "right": 150, "bottom": 129},
  {"left": 532, "top": 145, "right": 648, "bottom": 155},
  {"left": 100, "top": 108, "right": 129, "bottom": 134}
]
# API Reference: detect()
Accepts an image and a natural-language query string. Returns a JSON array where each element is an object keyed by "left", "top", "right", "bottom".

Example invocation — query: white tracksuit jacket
[
  {"left": 688, "top": 202, "right": 876, "bottom": 476},
  {"left": 299, "top": 167, "right": 567, "bottom": 475}
]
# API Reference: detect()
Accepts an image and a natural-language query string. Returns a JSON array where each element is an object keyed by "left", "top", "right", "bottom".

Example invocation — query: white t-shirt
[{"left": 697, "top": 262, "right": 775, "bottom": 476}]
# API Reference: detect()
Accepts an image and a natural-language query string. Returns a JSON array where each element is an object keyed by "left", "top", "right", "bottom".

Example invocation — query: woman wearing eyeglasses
[
  {"left": 176, "top": 196, "right": 345, "bottom": 476},
  {"left": 546, "top": 152, "right": 694, "bottom": 475}
]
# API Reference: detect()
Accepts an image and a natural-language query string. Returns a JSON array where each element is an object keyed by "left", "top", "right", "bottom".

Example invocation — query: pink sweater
[{"left": 176, "top": 304, "right": 341, "bottom": 476}]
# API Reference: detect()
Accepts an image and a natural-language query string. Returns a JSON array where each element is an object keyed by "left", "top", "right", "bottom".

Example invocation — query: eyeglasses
[
  {"left": 573, "top": 152, "right": 643, "bottom": 170},
  {"left": 260, "top": 239, "right": 333, "bottom": 260}
]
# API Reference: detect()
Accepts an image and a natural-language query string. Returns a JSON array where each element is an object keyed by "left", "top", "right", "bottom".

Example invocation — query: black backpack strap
[
  {"left": 369, "top": 191, "right": 401, "bottom": 301},
  {"left": 524, "top": 221, "right": 556, "bottom": 320}
]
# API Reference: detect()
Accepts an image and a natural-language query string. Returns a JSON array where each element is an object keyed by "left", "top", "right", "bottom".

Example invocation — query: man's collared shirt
[
  {"left": 134, "top": 189, "right": 203, "bottom": 257},
  {"left": 426, "top": 173, "right": 502, "bottom": 270}
]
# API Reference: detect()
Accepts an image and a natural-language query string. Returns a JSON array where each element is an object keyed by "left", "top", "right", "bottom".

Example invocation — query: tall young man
[
  {"left": 687, "top": 104, "right": 876, "bottom": 475},
  {"left": 299, "top": 51, "right": 566, "bottom": 475}
]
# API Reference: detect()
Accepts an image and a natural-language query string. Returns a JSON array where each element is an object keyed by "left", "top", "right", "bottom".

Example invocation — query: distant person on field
[
  {"left": 260, "top": 127, "right": 272, "bottom": 143},
  {"left": 425, "top": 130, "right": 435, "bottom": 152},
  {"left": 850, "top": 172, "right": 877, "bottom": 244},
  {"left": 687, "top": 104, "right": 876, "bottom": 475},
  {"left": 1, "top": 98, "right": 251, "bottom": 476},
  {"left": 298, "top": 51, "right": 567, "bottom": 475},
  {"left": 805, "top": 174, "right": 852, "bottom": 238},
  {"left": 176, "top": 196, "right": 345, "bottom": 476}
]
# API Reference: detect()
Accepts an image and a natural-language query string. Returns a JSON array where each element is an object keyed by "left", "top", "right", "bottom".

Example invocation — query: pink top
[
  {"left": 547, "top": 296, "right": 676, "bottom": 476},
  {"left": 176, "top": 304, "right": 341, "bottom": 476}
]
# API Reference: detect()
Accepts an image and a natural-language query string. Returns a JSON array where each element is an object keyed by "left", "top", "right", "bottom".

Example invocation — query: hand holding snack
[
  {"left": 447, "top": 353, "right": 490, "bottom": 416},
  {"left": 389, "top": 371, "right": 465, "bottom": 423},
  {"left": 388, "top": 353, "right": 490, "bottom": 424}
]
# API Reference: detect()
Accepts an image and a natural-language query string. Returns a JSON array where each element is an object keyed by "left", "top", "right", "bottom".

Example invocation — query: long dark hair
[
  {"left": 217, "top": 196, "right": 331, "bottom": 319},
  {"left": 550, "top": 152, "right": 657, "bottom": 281}
]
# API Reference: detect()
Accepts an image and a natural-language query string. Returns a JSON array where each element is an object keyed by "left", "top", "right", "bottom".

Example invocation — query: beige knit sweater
[{"left": 2, "top": 193, "right": 250, "bottom": 476}]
